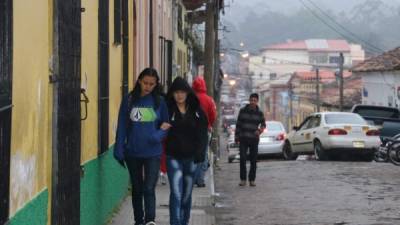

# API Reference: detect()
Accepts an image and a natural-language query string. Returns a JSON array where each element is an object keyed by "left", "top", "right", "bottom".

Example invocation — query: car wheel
[
  {"left": 314, "top": 140, "right": 329, "bottom": 161},
  {"left": 283, "top": 141, "right": 297, "bottom": 160},
  {"left": 388, "top": 143, "right": 400, "bottom": 166}
]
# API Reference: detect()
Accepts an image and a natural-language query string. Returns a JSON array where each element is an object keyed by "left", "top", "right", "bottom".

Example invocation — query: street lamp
[
  {"left": 229, "top": 80, "right": 236, "bottom": 86},
  {"left": 223, "top": 73, "right": 228, "bottom": 79}
]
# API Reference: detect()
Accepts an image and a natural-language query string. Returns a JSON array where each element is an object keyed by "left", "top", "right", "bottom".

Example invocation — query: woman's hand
[{"left": 160, "top": 122, "right": 172, "bottom": 130}]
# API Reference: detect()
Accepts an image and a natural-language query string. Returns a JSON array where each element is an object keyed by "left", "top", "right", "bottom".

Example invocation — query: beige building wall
[
  {"left": 10, "top": 0, "right": 52, "bottom": 216},
  {"left": 81, "top": 0, "right": 100, "bottom": 163},
  {"left": 109, "top": 1, "right": 124, "bottom": 149},
  {"left": 129, "top": 0, "right": 137, "bottom": 87},
  {"left": 135, "top": 0, "right": 150, "bottom": 75}
]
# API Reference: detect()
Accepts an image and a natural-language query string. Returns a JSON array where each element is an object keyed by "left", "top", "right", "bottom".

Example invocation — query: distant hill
[{"left": 222, "top": 0, "right": 400, "bottom": 54}]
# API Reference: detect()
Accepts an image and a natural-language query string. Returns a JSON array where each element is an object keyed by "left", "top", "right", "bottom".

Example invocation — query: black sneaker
[{"left": 196, "top": 183, "right": 206, "bottom": 188}]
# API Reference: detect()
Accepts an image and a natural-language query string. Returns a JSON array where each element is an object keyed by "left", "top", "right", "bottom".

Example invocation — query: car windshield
[
  {"left": 325, "top": 114, "right": 367, "bottom": 125},
  {"left": 353, "top": 106, "right": 399, "bottom": 118},
  {"left": 261, "top": 123, "right": 284, "bottom": 136},
  {"left": 266, "top": 123, "right": 283, "bottom": 131}
]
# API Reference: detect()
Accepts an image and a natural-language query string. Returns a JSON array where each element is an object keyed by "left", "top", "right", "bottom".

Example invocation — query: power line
[
  {"left": 298, "top": 0, "right": 382, "bottom": 55},
  {"left": 305, "top": 0, "right": 384, "bottom": 53}
]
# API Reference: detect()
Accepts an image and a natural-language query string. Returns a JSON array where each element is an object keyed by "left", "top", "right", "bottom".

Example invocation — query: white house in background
[
  {"left": 352, "top": 47, "right": 400, "bottom": 107},
  {"left": 249, "top": 39, "right": 365, "bottom": 88}
]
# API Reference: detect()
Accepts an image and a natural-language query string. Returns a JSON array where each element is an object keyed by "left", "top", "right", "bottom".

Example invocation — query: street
[{"left": 214, "top": 140, "right": 400, "bottom": 225}]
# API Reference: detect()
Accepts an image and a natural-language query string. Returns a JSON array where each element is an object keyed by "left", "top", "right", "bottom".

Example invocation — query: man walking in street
[
  {"left": 235, "top": 93, "right": 266, "bottom": 187},
  {"left": 192, "top": 76, "right": 217, "bottom": 187}
]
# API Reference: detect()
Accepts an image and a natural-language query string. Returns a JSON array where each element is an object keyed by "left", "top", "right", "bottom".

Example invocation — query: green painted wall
[
  {"left": 8, "top": 147, "right": 128, "bottom": 225},
  {"left": 80, "top": 147, "right": 130, "bottom": 225},
  {"left": 9, "top": 189, "right": 48, "bottom": 225}
]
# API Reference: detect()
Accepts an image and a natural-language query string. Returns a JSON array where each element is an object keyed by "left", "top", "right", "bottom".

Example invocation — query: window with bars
[
  {"left": 121, "top": 0, "right": 128, "bottom": 95},
  {"left": 114, "top": 0, "right": 122, "bottom": 44},
  {"left": 99, "top": 0, "right": 110, "bottom": 154},
  {"left": 0, "top": 0, "right": 12, "bottom": 223},
  {"left": 177, "top": 4, "right": 183, "bottom": 40}
]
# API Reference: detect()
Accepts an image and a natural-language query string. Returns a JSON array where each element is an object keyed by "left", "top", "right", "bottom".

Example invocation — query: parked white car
[
  {"left": 227, "top": 140, "right": 240, "bottom": 163},
  {"left": 258, "top": 121, "right": 286, "bottom": 156},
  {"left": 283, "top": 112, "right": 381, "bottom": 161}
]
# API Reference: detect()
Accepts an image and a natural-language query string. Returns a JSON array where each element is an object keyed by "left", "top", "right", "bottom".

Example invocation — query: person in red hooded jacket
[{"left": 192, "top": 76, "right": 217, "bottom": 187}]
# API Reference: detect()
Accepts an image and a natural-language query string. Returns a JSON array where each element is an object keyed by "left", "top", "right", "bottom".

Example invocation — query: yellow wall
[
  {"left": 10, "top": 0, "right": 51, "bottom": 216},
  {"left": 81, "top": 0, "right": 100, "bottom": 163},
  {"left": 109, "top": 2, "right": 124, "bottom": 148}
]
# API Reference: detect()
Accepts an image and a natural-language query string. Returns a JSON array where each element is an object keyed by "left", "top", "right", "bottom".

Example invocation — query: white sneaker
[
  {"left": 159, "top": 173, "right": 167, "bottom": 185},
  {"left": 145, "top": 222, "right": 156, "bottom": 225}
]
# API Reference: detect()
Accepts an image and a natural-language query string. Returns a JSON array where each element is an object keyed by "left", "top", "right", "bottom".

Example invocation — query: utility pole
[
  {"left": 204, "top": 0, "right": 215, "bottom": 97},
  {"left": 289, "top": 82, "right": 293, "bottom": 129},
  {"left": 339, "top": 52, "right": 344, "bottom": 112},
  {"left": 316, "top": 68, "right": 320, "bottom": 112}
]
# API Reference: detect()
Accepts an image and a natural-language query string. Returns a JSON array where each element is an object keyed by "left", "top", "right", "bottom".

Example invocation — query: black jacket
[
  {"left": 165, "top": 77, "right": 208, "bottom": 162},
  {"left": 235, "top": 104, "right": 266, "bottom": 141}
]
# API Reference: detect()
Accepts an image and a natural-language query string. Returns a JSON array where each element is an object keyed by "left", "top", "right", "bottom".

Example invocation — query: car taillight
[
  {"left": 328, "top": 129, "right": 347, "bottom": 135},
  {"left": 366, "top": 129, "right": 380, "bottom": 136},
  {"left": 276, "top": 133, "right": 286, "bottom": 141}
]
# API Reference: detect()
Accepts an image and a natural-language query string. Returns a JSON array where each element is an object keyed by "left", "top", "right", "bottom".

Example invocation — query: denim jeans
[
  {"left": 239, "top": 138, "right": 259, "bottom": 182},
  {"left": 194, "top": 132, "right": 211, "bottom": 185},
  {"left": 167, "top": 156, "right": 197, "bottom": 225},
  {"left": 125, "top": 156, "right": 160, "bottom": 225}
]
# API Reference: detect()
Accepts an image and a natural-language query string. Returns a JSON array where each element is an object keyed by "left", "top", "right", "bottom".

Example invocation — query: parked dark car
[{"left": 351, "top": 104, "right": 400, "bottom": 138}]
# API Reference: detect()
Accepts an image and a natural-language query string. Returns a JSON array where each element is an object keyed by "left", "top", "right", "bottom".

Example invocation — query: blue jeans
[
  {"left": 167, "top": 156, "right": 197, "bottom": 225},
  {"left": 125, "top": 156, "right": 160, "bottom": 225},
  {"left": 194, "top": 132, "right": 211, "bottom": 185}
]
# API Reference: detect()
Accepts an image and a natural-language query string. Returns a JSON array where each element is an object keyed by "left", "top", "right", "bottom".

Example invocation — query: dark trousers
[
  {"left": 239, "top": 138, "right": 259, "bottom": 182},
  {"left": 125, "top": 156, "right": 160, "bottom": 225}
]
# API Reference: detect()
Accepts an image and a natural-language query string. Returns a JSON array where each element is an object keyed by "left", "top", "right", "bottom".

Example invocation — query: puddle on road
[
  {"left": 214, "top": 203, "right": 226, "bottom": 208},
  {"left": 296, "top": 155, "right": 316, "bottom": 160}
]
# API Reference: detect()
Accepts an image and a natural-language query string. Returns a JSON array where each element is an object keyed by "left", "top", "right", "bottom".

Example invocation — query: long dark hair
[{"left": 129, "top": 68, "right": 162, "bottom": 109}]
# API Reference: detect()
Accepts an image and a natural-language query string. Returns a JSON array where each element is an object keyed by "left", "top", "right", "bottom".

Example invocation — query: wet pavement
[{"left": 215, "top": 141, "right": 400, "bottom": 225}]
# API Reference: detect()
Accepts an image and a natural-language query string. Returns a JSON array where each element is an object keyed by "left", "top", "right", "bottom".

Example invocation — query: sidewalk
[{"left": 108, "top": 166, "right": 216, "bottom": 225}]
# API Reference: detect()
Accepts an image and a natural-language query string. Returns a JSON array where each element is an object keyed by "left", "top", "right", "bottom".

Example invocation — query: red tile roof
[
  {"left": 324, "top": 40, "right": 351, "bottom": 52},
  {"left": 263, "top": 40, "right": 307, "bottom": 51},
  {"left": 352, "top": 47, "right": 400, "bottom": 72},
  {"left": 262, "top": 39, "right": 350, "bottom": 52}
]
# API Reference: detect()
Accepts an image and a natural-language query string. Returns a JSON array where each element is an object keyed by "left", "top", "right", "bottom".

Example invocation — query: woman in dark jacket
[{"left": 165, "top": 77, "right": 208, "bottom": 225}]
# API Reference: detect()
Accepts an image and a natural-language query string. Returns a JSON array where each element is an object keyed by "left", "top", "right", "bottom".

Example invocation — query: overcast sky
[{"left": 222, "top": 0, "right": 400, "bottom": 26}]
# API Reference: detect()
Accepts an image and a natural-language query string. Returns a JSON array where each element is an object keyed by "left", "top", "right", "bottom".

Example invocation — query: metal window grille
[
  {"left": 159, "top": 36, "right": 165, "bottom": 88},
  {"left": 51, "top": 1, "right": 82, "bottom": 224},
  {"left": 99, "top": 0, "right": 110, "bottom": 154},
  {"left": 122, "top": 0, "right": 128, "bottom": 96},
  {"left": 0, "top": 0, "right": 12, "bottom": 223},
  {"left": 166, "top": 40, "right": 173, "bottom": 87},
  {"left": 114, "top": 0, "right": 121, "bottom": 44}
]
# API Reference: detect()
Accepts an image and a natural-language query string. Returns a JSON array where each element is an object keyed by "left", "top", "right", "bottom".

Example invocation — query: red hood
[{"left": 192, "top": 77, "right": 207, "bottom": 93}]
